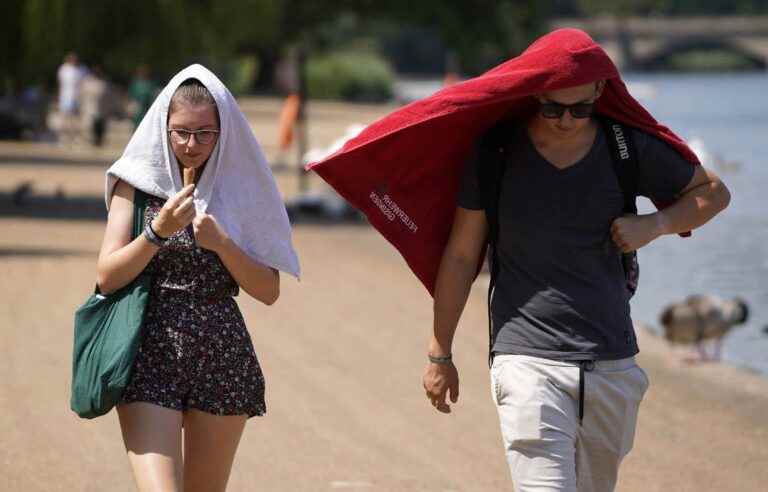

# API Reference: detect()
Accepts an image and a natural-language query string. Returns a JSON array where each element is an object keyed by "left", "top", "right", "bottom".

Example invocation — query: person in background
[
  {"left": 80, "top": 65, "right": 111, "bottom": 147},
  {"left": 56, "top": 52, "right": 86, "bottom": 144},
  {"left": 129, "top": 64, "right": 158, "bottom": 130}
]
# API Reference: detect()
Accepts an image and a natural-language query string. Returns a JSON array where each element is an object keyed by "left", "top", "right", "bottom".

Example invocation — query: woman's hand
[
  {"left": 151, "top": 184, "right": 196, "bottom": 238},
  {"left": 193, "top": 213, "right": 229, "bottom": 252}
]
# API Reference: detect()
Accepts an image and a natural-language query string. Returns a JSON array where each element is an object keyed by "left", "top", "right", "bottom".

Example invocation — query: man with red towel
[{"left": 308, "top": 29, "right": 730, "bottom": 490}]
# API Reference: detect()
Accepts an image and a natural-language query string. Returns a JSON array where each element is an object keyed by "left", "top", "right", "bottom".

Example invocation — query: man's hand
[
  {"left": 422, "top": 360, "right": 460, "bottom": 414},
  {"left": 610, "top": 213, "right": 663, "bottom": 252}
]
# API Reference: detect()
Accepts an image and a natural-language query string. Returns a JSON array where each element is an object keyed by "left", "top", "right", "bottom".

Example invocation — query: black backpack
[{"left": 476, "top": 117, "right": 640, "bottom": 364}]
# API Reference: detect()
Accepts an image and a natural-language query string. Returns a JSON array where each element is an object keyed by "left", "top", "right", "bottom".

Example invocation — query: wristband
[
  {"left": 150, "top": 221, "right": 169, "bottom": 240},
  {"left": 428, "top": 353, "right": 453, "bottom": 365},
  {"left": 143, "top": 222, "right": 167, "bottom": 247}
]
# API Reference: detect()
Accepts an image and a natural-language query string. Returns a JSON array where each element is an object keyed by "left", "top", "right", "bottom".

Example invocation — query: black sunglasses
[{"left": 539, "top": 101, "right": 595, "bottom": 119}]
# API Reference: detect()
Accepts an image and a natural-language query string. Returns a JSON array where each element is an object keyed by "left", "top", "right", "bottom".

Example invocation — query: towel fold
[{"left": 106, "top": 64, "right": 300, "bottom": 278}]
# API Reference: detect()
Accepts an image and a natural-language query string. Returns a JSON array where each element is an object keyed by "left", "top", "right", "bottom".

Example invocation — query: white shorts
[{"left": 490, "top": 354, "right": 649, "bottom": 492}]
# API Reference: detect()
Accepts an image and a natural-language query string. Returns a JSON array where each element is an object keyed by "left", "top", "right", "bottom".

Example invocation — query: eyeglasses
[
  {"left": 168, "top": 128, "right": 220, "bottom": 145},
  {"left": 539, "top": 101, "right": 595, "bottom": 119}
]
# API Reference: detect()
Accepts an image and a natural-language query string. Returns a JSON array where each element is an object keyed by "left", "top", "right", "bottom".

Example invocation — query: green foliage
[
  {"left": 209, "top": 57, "right": 258, "bottom": 96},
  {"left": 575, "top": 0, "right": 671, "bottom": 17},
  {"left": 6, "top": 0, "right": 766, "bottom": 97},
  {"left": 3, "top": 0, "right": 548, "bottom": 94},
  {"left": 665, "top": 49, "right": 759, "bottom": 71},
  {"left": 373, "top": 0, "right": 550, "bottom": 74},
  {"left": 655, "top": 0, "right": 768, "bottom": 15},
  {"left": 555, "top": 0, "right": 768, "bottom": 16},
  {"left": 307, "top": 51, "right": 394, "bottom": 102},
  {"left": 6, "top": 0, "right": 279, "bottom": 92},
  {"left": 0, "top": 1, "right": 24, "bottom": 92}
]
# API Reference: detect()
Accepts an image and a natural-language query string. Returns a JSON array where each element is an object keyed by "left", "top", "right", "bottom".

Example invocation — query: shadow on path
[
  {"left": 0, "top": 188, "right": 371, "bottom": 227},
  {"left": 0, "top": 191, "right": 106, "bottom": 221},
  {"left": 0, "top": 152, "right": 111, "bottom": 168},
  {"left": 0, "top": 246, "right": 96, "bottom": 258}
]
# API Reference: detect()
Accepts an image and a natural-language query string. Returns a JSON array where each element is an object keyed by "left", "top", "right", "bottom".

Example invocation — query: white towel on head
[{"left": 105, "top": 64, "right": 300, "bottom": 278}]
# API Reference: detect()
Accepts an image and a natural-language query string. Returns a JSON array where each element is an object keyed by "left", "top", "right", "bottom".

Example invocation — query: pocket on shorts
[
  {"left": 636, "top": 364, "right": 650, "bottom": 393},
  {"left": 620, "top": 365, "right": 649, "bottom": 456},
  {"left": 489, "top": 356, "right": 505, "bottom": 406},
  {"left": 491, "top": 357, "right": 547, "bottom": 442}
]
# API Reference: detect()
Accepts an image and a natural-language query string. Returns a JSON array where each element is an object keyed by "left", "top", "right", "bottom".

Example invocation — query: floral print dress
[{"left": 121, "top": 195, "right": 266, "bottom": 417}]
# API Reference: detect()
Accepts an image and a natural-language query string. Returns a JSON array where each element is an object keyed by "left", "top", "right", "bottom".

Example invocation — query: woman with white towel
[{"left": 96, "top": 65, "right": 299, "bottom": 491}]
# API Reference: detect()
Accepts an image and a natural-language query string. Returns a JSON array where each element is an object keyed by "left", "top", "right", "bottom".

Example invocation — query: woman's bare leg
[
  {"left": 182, "top": 409, "right": 247, "bottom": 492},
  {"left": 117, "top": 402, "right": 184, "bottom": 492}
]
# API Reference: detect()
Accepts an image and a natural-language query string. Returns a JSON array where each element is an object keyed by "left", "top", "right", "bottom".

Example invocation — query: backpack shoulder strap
[
  {"left": 475, "top": 120, "right": 515, "bottom": 366},
  {"left": 599, "top": 116, "right": 642, "bottom": 299},
  {"left": 599, "top": 117, "right": 639, "bottom": 213},
  {"left": 476, "top": 122, "right": 512, "bottom": 247}
]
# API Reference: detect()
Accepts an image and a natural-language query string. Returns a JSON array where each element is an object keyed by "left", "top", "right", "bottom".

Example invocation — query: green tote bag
[{"left": 70, "top": 189, "right": 152, "bottom": 419}]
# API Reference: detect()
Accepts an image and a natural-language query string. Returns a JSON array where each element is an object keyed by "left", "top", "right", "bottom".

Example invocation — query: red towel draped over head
[{"left": 307, "top": 28, "right": 699, "bottom": 296}]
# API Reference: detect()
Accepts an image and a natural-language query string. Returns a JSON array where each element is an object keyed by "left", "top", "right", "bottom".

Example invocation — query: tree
[{"left": 367, "top": 1, "right": 549, "bottom": 74}]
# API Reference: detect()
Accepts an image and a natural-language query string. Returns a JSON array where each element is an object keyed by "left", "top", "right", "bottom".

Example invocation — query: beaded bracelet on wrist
[{"left": 428, "top": 353, "right": 453, "bottom": 365}]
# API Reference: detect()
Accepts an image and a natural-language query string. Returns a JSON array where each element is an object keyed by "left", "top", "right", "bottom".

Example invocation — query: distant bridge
[{"left": 550, "top": 16, "right": 768, "bottom": 70}]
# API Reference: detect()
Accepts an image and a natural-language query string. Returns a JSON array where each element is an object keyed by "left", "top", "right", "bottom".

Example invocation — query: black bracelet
[
  {"left": 149, "top": 221, "right": 168, "bottom": 240},
  {"left": 428, "top": 353, "right": 453, "bottom": 364},
  {"left": 143, "top": 222, "right": 166, "bottom": 247}
]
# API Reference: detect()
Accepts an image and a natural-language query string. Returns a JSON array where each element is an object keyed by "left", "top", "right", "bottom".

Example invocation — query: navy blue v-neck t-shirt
[{"left": 458, "top": 125, "right": 695, "bottom": 361}]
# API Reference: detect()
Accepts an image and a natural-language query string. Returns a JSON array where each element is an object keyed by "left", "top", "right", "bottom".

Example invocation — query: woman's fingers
[
  {"left": 163, "top": 185, "right": 195, "bottom": 212},
  {"left": 166, "top": 184, "right": 195, "bottom": 209},
  {"left": 154, "top": 185, "right": 197, "bottom": 237},
  {"left": 179, "top": 202, "right": 197, "bottom": 225},
  {"left": 178, "top": 183, "right": 195, "bottom": 197},
  {"left": 182, "top": 207, "right": 196, "bottom": 224},
  {"left": 176, "top": 196, "right": 195, "bottom": 215},
  {"left": 170, "top": 199, "right": 194, "bottom": 225},
  {"left": 174, "top": 184, "right": 195, "bottom": 205}
]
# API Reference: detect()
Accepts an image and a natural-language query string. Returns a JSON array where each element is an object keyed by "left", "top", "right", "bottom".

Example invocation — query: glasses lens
[
  {"left": 540, "top": 103, "right": 565, "bottom": 119},
  {"left": 196, "top": 131, "right": 217, "bottom": 145},
  {"left": 170, "top": 130, "right": 190, "bottom": 144},
  {"left": 569, "top": 103, "right": 594, "bottom": 119},
  {"left": 169, "top": 129, "right": 218, "bottom": 145}
]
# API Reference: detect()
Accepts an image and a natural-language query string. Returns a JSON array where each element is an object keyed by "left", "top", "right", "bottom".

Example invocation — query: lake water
[
  {"left": 626, "top": 72, "right": 768, "bottom": 376},
  {"left": 396, "top": 73, "right": 768, "bottom": 375}
]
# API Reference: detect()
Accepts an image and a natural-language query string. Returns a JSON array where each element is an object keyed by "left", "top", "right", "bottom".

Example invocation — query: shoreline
[{"left": 635, "top": 322, "right": 768, "bottom": 398}]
